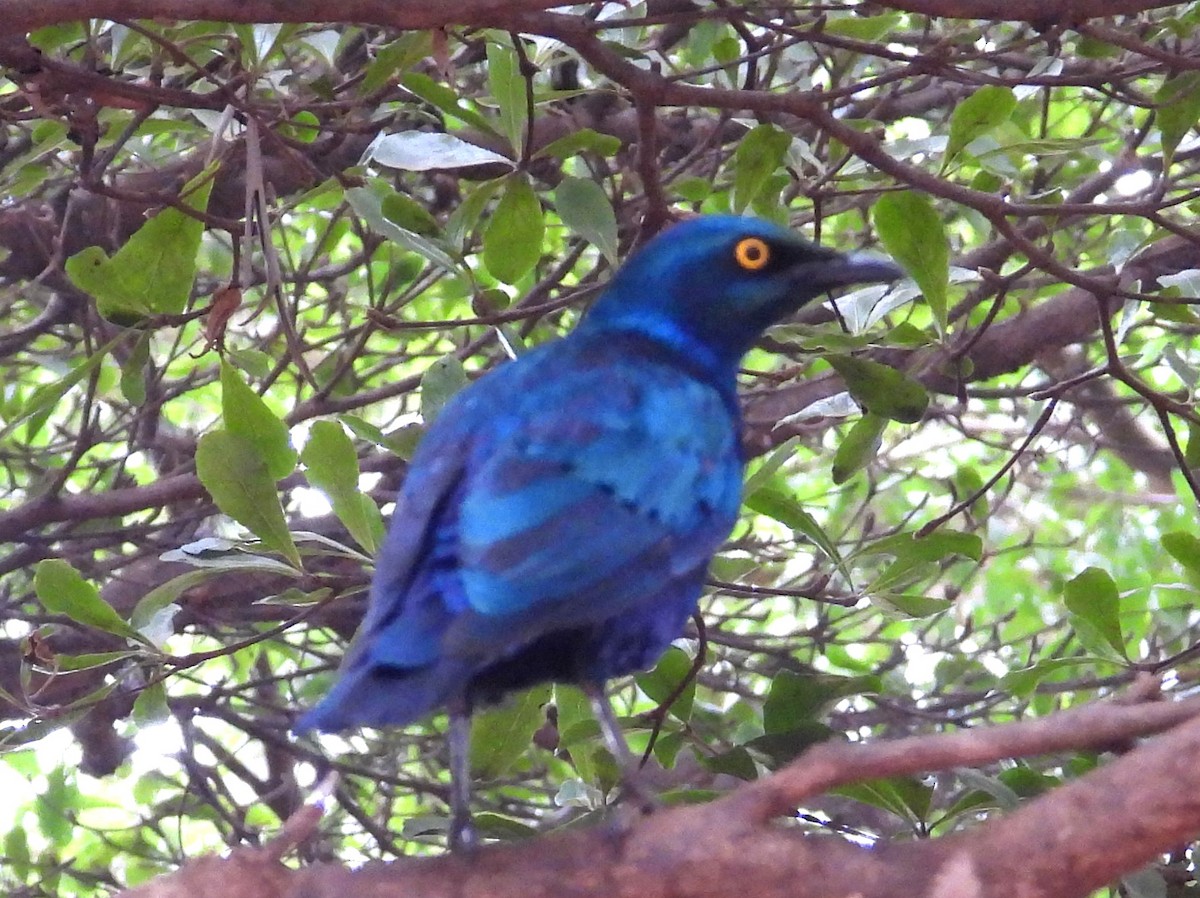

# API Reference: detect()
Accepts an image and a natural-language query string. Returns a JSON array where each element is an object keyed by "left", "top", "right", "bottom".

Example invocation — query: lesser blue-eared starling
[{"left": 296, "top": 214, "right": 903, "bottom": 847}]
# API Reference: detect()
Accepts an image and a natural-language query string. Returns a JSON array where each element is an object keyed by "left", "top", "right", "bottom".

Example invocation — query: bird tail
[{"left": 293, "top": 661, "right": 468, "bottom": 734}]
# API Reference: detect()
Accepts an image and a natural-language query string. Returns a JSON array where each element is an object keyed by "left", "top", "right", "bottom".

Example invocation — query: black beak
[{"left": 796, "top": 252, "right": 905, "bottom": 291}]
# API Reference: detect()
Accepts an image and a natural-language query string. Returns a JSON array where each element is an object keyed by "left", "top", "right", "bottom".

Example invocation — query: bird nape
[{"left": 295, "top": 214, "right": 903, "bottom": 849}]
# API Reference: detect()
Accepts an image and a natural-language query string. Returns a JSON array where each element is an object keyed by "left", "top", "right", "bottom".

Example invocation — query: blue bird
[{"left": 296, "top": 214, "right": 902, "bottom": 847}]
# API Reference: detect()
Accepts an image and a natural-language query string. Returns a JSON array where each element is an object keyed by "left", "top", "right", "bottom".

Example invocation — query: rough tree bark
[{"left": 118, "top": 690, "right": 1200, "bottom": 898}]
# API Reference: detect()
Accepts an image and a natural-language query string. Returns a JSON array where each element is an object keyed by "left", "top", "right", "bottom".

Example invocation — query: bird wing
[
  {"left": 354, "top": 336, "right": 740, "bottom": 668},
  {"left": 298, "top": 336, "right": 741, "bottom": 730},
  {"left": 452, "top": 338, "right": 741, "bottom": 631}
]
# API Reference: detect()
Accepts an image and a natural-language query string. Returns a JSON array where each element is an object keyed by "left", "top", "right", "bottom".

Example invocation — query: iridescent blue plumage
[{"left": 296, "top": 214, "right": 901, "bottom": 845}]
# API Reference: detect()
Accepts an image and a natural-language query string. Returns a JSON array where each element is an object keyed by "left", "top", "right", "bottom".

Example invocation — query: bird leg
[
  {"left": 585, "top": 684, "right": 659, "bottom": 816},
  {"left": 447, "top": 703, "right": 479, "bottom": 852}
]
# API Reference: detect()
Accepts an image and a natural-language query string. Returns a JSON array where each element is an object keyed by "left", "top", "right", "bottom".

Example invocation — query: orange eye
[{"left": 734, "top": 237, "right": 771, "bottom": 271}]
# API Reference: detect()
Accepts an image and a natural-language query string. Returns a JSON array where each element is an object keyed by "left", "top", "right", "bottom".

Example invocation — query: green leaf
[
  {"left": 745, "top": 724, "right": 834, "bottom": 767},
  {"left": 864, "top": 531, "right": 979, "bottom": 616},
  {"left": 944, "top": 85, "right": 1017, "bottom": 168},
  {"left": 36, "top": 767, "right": 77, "bottom": 845},
  {"left": 764, "top": 670, "right": 879, "bottom": 733},
  {"left": 866, "top": 530, "right": 984, "bottom": 565},
  {"left": 420, "top": 353, "right": 469, "bottom": 423},
  {"left": 873, "top": 192, "right": 949, "bottom": 335},
  {"left": 474, "top": 812, "right": 539, "bottom": 840},
  {"left": 1075, "top": 34, "right": 1119, "bottom": 58},
  {"left": 487, "top": 36, "right": 528, "bottom": 158},
  {"left": 950, "top": 770, "right": 1021, "bottom": 815},
  {"left": 483, "top": 175, "right": 543, "bottom": 283},
  {"left": 834, "top": 777, "right": 933, "bottom": 825},
  {"left": 51, "top": 650, "right": 139, "bottom": 672},
  {"left": 1001, "top": 658, "right": 1092, "bottom": 698},
  {"left": 119, "top": 332, "right": 150, "bottom": 406},
  {"left": 34, "top": 559, "right": 141, "bottom": 641},
  {"left": 301, "top": 420, "right": 385, "bottom": 553},
  {"left": 160, "top": 540, "right": 300, "bottom": 577},
  {"left": 227, "top": 347, "right": 273, "bottom": 379},
  {"left": 381, "top": 191, "right": 441, "bottom": 236},
  {"left": 346, "top": 183, "right": 459, "bottom": 272},
  {"left": 132, "top": 679, "right": 170, "bottom": 725},
  {"left": 130, "top": 569, "right": 214, "bottom": 631},
  {"left": 3, "top": 345, "right": 108, "bottom": 441},
  {"left": 832, "top": 412, "right": 887, "bottom": 484},
  {"left": 369, "top": 131, "right": 512, "bottom": 172},
  {"left": 281, "top": 109, "right": 320, "bottom": 143},
  {"left": 732, "top": 124, "right": 791, "bottom": 213},
  {"left": 220, "top": 359, "right": 296, "bottom": 480},
  {"left": 635, "top": 646, "right": 695, "bottom": 723},
  {"left": 361, "top": 32, "right": 434, "bottom": 94},
  {"left": 827, "top": 355, "right": 929, "bottom": 423},
  {"left": 554, "top": 685, "right": 597, "bottom": 782},
  {"left": 536, "top": 128, "right": 622, "bottom": 160},
  {"left": 445, "top": 178, "right": 505, "bottom": 252},
  {"left": 555, "top": 177, "right": 619, "bottom": 266},
  {"left": 195, "top": 430, "right": 301, "bottom": 568},
  {"left": 1063, "top": 567, "right": 1126, "bottom": 660},
  {"left": 399, "top": 73, "right": 496, "bottom": 134},
  {"left": 868, "top": 588, "right": 953, "bottom": 618},
  {"left": 470, "top": 684, "right": 551, "bottom": 777},
  {"left": 1156, "top": 72, "right": 1200, "bottom": 160},
  {"left": 743, "top": 484, "right": 851, "bottom": 581},
  {"left": 1163, "top": 530, "right": 1200, "bottom": 577},
  {"left": 697, "top": 746, "right": 758, "bottom": 781},
  {"left": 65, "top": 165, "right": 216, "bottom": 323},
  {"left": 4, "top": 824, "right": 30, "bottom": 881},
  {"left": 823, "top": 13, "right": 902, "bottom": 41},
  {"left": 953, "top": 465, "right": 989, "bottom": 519}
]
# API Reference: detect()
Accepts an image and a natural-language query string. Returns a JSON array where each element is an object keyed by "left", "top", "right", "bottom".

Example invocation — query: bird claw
[
  {"left": 619, "top": 771, "right": 661, "bottom": 817},
  {"left": 599, "top": 782, "right": 660, "bottom": 842},
  {"left": 449, "top": 814, "right": 479, "bottom": 854}
]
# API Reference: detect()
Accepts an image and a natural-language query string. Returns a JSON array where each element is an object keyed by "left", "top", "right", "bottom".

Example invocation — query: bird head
[{"left": 582, "top": 215, "right": 903, "bottom": 372}]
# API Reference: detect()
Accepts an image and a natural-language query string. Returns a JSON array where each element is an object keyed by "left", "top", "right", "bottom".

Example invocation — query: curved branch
[
  {"left": 0, "top": 0, "right": 568, "bottom": 34},
  {"left": 118, "top": 692, "right": 1200, "bottom": 898},
  {"left": 870, "top": 0, "right": 1182, "bottom": 25}
]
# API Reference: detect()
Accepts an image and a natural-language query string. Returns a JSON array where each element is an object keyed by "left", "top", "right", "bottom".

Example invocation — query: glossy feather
[{"left": 297, "top": 215, "right": 901, "bottom": 735}]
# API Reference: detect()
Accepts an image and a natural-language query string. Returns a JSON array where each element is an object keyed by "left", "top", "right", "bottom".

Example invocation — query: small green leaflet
[
  {"left": 827, "top": 355, "right": 929, "bottom": 423},
  {"left": 944, "top": 85, "right": 1017, "bottom": 169},
  {"left": 1156, "top": 72, "right": 1200, "bottom": 161},
  {"left": 487, "top": 36, "right": 528, "bottom": 159},
  {"left": 1063, "top": 567, "right": 1126, "bottom": 661},
  {"left": 555, "top": 177, "right": 619, "bottom": 266},
  {"left": 220, "top": 359, "right": 297, "bottom": 480},
  {"left": 195, "top": 430, "right": 301, "bottom": 568},
  {"left": 483, "top": 175, "right": 544, "bottom": 283},
  {"left": 301, "top": 420, "right": 385, "bottom": 554},
  {"left": 469, "top": 684, "right": 552, "bottom": 777},
  {"left": 872, "top": 192, "right": 949, "bottom": 336},
  {"left": 832, "top": 412, "right": 887, "bottom": 484},
  {"left": 65, "top": 164, "right": 216, "bottom": 323},
  {"left": 34, "top": 559, "right": 143, "bottom": 643}
]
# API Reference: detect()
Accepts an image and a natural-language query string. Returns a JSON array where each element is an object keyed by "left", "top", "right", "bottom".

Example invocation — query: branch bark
[
  {"left": 871, "top": 0, "right": 1183, "bottom": 24},
  {"left": 0, "top": 0, "right": 567, "bottom": 35},
  {"left": 0, "top": 0, "right": 1186, "bottom": 34},
  {"left": 117, "top": 691, "right": 1200, "bottom": 898}
]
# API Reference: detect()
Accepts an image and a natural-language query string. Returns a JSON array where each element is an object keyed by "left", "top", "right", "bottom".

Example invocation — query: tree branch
[
  {"left": 871, "top": 0, "right": 1182, "bottom": 25},
  {"left": 118, "top": 691, "right": 1200, "bottom": 898},
  {"left": 0, "top": 0, "right": 568, "bottom": 35}
]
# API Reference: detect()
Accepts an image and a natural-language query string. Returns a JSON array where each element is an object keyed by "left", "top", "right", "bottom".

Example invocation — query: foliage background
[{"left": 1, "top": 1, "right": 1200, "bottom": 895}]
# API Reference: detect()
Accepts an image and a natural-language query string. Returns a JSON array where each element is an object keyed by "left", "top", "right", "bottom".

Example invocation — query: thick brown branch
[
  {"left": 118, "top": 692, "right": 1200, "bottom": 898},
  {"left": 871, "top": 0, "right": 1182, "bottom": 24},
  {"left": 0, "top": 0, "right": 569, "bottom": 35}
]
